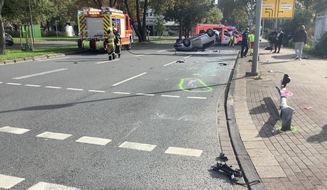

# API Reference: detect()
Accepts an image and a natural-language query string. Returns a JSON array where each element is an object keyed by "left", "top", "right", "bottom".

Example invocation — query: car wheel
[
  {"left": 182, "top": 39, "right": 191, "bottom": 47},
  {"left": 8, "top": 41, "right": 14, "bottom": 46},
  {"left": 207, "top": 29, "right": 214, "bottom": 37}
]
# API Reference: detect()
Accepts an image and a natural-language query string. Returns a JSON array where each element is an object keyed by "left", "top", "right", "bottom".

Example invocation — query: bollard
[{"left": 278, "top": 74, "right": 295, "bottom": 131}]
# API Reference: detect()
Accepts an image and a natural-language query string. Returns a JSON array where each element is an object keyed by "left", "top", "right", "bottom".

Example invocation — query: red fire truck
[{"left": 77, "top": 7, "right": 133, "bottom": 51}]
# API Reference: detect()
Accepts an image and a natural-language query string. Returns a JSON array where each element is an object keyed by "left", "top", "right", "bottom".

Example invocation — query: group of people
[{"left": 239, "top": 25, "right": 307, "bottom": 60}]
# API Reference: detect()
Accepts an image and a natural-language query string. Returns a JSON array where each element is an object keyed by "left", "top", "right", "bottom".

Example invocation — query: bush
[{"left": 313, "top": 32, "right": 327, "bottom": 58}]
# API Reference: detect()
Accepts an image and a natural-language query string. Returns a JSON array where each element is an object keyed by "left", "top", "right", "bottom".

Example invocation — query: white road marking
[
  {"left": 161, "top": 95, "right": 180, "bottom": 98},
  {"left": 95, "top": 59, "right": 120, "bottom": 64},
  {"left": 136, "top": 93, "right": 155, "bottom": 96},
  {"left": 184, "top": 55, "right": 192, "bottom": 59},
  {"left": 66, "top": 88, "right": 84, "bottom": 91},
  {"left": 0, "top": 126, "right": 30, "bottom": 134},
  {"left": 76, "top": 136, "right": 112, "bottom": 146},
  {"left": 112, "top": 72, "right": 147, "bottom": 86},
  {"left": 6, "top": 83, "right": 21, "bottom": 86},
  {"left": 157, "top": 50, "right": 167, "bottom": 53},
  {"left": 0, "top": 174, "right": 25, "bottom": 189},
  {"left": 12, "top": 68, "right": 68, "bottom": 80},
  {"left": 27, "top": 182, "right": 80, "bottom": 190},
  {"left": 36, "top": 132, "right": 72, "bottom": 140},
  {"left": 187, "top": 96, "right": 207, "bottom": 100},
  {"left": 88, "top": 90, "right": 106, "bottom": 93},
  {"left": 134, "top": 55, "right": 144, "bottom": 57},
  {"left": 36, "top": 57, "right": 69, "bottom": 62},
  {"left": 113, "top": 92, "right": 130, "bottom": 95},
  {"left": 119, "top": 141, "right": 156, "bottom": 152},
  {"left": 25, "top": 84, "right": 41, "bottom": 87},
  {"left": 0, "top": 82, "right": 3, "bottom": 84},
  {"left": 45, "top": 86, "right": 62, "bottom": 89},
  {"left": 163, "top": 61, "right": 176, "bottom": 67},
  {"left": 164, "top": 147, "right": 203, "bottom": 157}
]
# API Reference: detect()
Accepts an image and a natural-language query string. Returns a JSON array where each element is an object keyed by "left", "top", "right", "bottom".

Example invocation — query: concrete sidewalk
[{"left": 232, "top": 41, "right": 327, "bottom": 189}]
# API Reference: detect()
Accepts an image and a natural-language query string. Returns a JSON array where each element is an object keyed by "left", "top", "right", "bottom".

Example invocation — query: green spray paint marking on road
[
  {"left": 179, "top": 78, "right": 212, "bottom": 92},
  {"left": 278, "top": 126, "right": 299, "bottom": 133}
]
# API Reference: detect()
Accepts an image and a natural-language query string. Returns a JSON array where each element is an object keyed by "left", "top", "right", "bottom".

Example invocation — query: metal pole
[{"left": 251, "top": 0, "right": 263, "bottom": 75}]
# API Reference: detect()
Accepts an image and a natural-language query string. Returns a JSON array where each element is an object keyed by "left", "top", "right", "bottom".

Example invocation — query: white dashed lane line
[
  {"left": 12, "top": 68, "right": 68, "bottom": 80},
  {"left": 161, "top": 95, "right": 180, "bottom": 98},
  {"left": 164, "top": 147, "right": 203, "bottom": 157},
  {"left": 6, "top": 82, "right": 21, "bottom": 86},
  {"left": 95, "top": 59, "right": 120, "bottom": 64},
  {"left": 25, "top": 84, "right": 41, "bottom": 87},
  {"left": 66, "top": 88, "right": 84, "bottom": 91},
  {"left": 76, "top": 136, "right": 112, "bottom": 146},
  {"left": 163, "top": 61, "right": 176, "bottom": 67},
  {"left": 119, "top": 141, "right": 157, "bottom": 152},
  {"left": 45, "top": 86, "right": 62, "bottom": 89},
  {"left": 2, "top": 82, "right": 208, "bottom": 100}
]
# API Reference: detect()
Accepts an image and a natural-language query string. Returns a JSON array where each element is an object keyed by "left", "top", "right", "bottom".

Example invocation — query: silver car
[{"left": 174, "top": 29, "right": 217, "bottom": 51}]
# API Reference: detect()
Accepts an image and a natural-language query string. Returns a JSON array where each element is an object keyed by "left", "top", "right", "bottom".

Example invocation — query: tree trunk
[
  {"left": 135, "top": 0, "right": 145, "bottom": 41},
  {"left": 142, "top": 0, "right": 148, "bottom": 41},
  {"left": 0, "top": 0, "right": 5, "bottom": 55}
]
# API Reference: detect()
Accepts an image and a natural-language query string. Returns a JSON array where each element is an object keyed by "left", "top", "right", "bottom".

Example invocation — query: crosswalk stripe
[
  {"left": 119, "top": 141, "right": 156, "bottom": 152},
  {"left": 0, "top": 174, "right": 25, "bottom": 189},
  {"left": 36, "top": 132, "right": 72, "bottom": 140},
  {"left": 0, "top": 126, "right": 30, "bottom": 134},
  {"left": 164, "top": 147, "right": 203, "bottom": 157},
  {"left": 27, "top": 182, "right": 80, "bottom": 190},
  {"left": 76, "top": 136, "right": 112, "bottom": 145}
]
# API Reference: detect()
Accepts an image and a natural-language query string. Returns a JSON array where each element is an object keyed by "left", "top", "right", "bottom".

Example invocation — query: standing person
[
  {"left": 229, "top": 33, "right": 235, "bottom": 47},
  {"left": 241, "top": 28, "right": 249, "bottom": 58},
  {"left": 248, "top": 30, "right": 255, "bottom": 55},
  {"left": 106, "top": 29, "right": 116, "bottom": 60},
  {"left": 273, "top": 29, "right": 284, "bottom": 53},
  {"left": 113, "top": 27, "right": 122, "bottom": 58},
  {"left": 293, "top": 25, "right": 307, "bottom": 60},
  {"left": 268, "top": 28, "right": 278, "bottom": 51}
]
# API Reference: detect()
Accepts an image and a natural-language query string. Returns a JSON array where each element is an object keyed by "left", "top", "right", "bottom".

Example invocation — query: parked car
[
  {"left": 5, "top": 33, "right": 14, "bottom": 46},
  {"left": 174, "top": 29, "right": 216, "bottom": 51}
]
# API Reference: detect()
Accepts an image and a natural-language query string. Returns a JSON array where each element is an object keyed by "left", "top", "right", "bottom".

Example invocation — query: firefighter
[
  {"left": 229, "top": 33, "right": 235, "bottom": 47},
  {"left": 113, "top": 27, "right": 122, "bottom": 58},
  {"left": 106, "top": 28, "right": 116, "bottom": 60}
]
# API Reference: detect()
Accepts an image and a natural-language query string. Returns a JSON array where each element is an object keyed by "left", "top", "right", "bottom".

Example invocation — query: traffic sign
[{"left": 262, "top": 0, "right": 295, "bottom": 19}]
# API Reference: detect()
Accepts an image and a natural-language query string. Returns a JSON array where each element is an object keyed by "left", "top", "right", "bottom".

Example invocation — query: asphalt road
[{"left": 0, "top": 44, "right": 239, "bottom": 190}]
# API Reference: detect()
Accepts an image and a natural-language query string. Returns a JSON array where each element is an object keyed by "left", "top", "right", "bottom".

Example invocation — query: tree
[
  {"left": 0, "top": 0, "right": 4, "bottom": 55},
  {"left": 155, "top": 16, "right": 166, "bottom": 36},
  {"left": 201, "top": 7, "right": 223, "bottom": 24}
]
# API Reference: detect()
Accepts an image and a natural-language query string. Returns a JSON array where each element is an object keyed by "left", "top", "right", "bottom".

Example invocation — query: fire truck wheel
[
  {"left": 182, "top": 39, "right": 191, "bottom": 47},
  {"left": 90, "top": 39, "right": 96, "bottom": 50},
  {"left": 125, "top": 43, "right": 131, "bottom": 50},
  {"left": 207, "top": 29, "right": 214, "bottom": 37},
  {"left": 78, "top": 39, "right": 83, "bottom": 48}
]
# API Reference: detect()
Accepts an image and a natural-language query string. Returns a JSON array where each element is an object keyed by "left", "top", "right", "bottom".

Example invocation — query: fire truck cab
[{"left": 77, "top": 7, "right": 133, "bottom": 51}]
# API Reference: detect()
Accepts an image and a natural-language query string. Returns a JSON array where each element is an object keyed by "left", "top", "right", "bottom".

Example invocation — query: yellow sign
[{"left": 262, "top": 0, "right": 295, "bottom": 19}]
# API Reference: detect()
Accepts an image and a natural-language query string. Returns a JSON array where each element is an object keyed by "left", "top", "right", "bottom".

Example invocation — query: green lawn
[{"left": 0, "top": 46, "right": 83, "bottom": 62}]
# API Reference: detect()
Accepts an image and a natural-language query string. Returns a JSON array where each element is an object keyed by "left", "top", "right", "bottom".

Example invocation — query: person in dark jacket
[
  {"left": 268, "top": 28, "right": 278, "bottom": 51},
  {"left": 273, "top": 29, "right": 284, "bottom": 53},
  {"left": 293, "top": 25, "right": 307, "bottom": 60},
  {"left": 241, "top": 28, "right": 249, "bottom": 58}
]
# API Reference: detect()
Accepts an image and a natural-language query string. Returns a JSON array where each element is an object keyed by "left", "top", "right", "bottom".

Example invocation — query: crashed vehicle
[
  {"left": 5, "top": 33, "right": 14, "bottom": 46},
  {"left": 174, "top": 29, "right": 218, "bottom": 51}
]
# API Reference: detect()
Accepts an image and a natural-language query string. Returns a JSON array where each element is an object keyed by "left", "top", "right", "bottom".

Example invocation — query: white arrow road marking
[
  {"left": 112, "top": 72, "right": 147, "bottom": 86},
  {"left": 13, "top": 68, "right": 68, "bottom": 79}
]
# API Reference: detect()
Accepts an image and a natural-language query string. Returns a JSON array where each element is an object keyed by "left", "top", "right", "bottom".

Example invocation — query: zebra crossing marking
[
  {"left": 0, "top": 174, "right": 25, "bottom": 189},
  {"left": 164, "top": 147, "right": 203, "bottom": 157},
  {"left": 0, "top": 126, "right": 30, "bottom": 134},
  {"left": 36, "top": 131, "right": 72, "bottom": 140},
  {"left": 27, "top": 181, "right": 80, "bottom": 190},
  {"left": 119, "top": 141, "right": 156, "bottom": 152},
  {"left": 75, "top": 136, "right": 112, "bottom": 145}
]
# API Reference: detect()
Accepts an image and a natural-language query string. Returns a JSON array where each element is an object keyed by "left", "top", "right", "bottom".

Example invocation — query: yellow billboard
[{"left": 262, "top": 0, "right": 295, "bottom": 19}]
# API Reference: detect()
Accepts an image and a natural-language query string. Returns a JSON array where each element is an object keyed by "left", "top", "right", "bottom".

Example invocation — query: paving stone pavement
[{"left": 233, "top": 40, "right": 327, "bottom": 190}]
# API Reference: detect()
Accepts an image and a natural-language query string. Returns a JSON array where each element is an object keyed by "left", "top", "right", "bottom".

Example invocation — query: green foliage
[
  {"left": 201, "top": 7, "right": 223, "bottom": 24},
  {"left": 155, "top": 17, "right": 166, "bottom": 36},
  {"left": 312, "top": 32, "right": 327, "bottom": 58}
]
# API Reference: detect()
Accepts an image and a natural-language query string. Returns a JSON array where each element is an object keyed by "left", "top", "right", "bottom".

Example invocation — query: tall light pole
[{"left": 251, "top": 0, "right": 263, "bottom": 75}]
